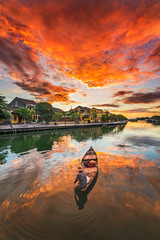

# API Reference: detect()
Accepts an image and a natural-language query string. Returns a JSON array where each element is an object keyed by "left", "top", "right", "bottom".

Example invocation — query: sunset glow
[{"left": 0, "top": 0, "right": 160, "bottom": 117}]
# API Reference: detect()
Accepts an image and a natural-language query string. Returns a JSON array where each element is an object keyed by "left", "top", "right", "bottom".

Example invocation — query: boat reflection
[{"left": 75, "top": 171, "right": 98, "bottom": 210}]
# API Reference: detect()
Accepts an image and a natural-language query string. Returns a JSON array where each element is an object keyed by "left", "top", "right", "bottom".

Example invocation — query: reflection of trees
[
  {"left": 152, "top": 122, "right": 160, "bottom": 126},
  {"left": 10, "top": 132, "right": 64, "bottom": 153},
  {"left": 0, "top": 137, "right": 10, "bottom": 164},
  {"left": 0, "top": 124, "right": 126, "bottom": 157},
  {"left": 73, "top": 124, "right": 126, "bottom": 142},
  {"left": 115, "top": 124, "right": 126, "bottom": 132},
  {"left": 70, "top": 127, "right": 103, "bottom": 142},
  {"left": 11, "top": 134, "right": 38, "bottom": 153},
  {"left": 70, "top": 125, "right": 119, "bottom": 142},
  {"left": 0, "top": 151, "right": 8, "bottom": 165},
  {"left": 0, "top": 131, "right": 63, "bottom": 154}
]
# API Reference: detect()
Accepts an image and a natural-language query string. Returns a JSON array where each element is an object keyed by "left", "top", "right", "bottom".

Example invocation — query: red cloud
[
  {"left": 91, "top": 103, "right": 119, "bottom": 108},
  {"left": 113, "top": 90, "right": 133, "bottom": 98},
  {"left": 0, "top": 0, "right": 160, "bottom": 101},
  {"left": 123, "top": 90, "right": 160, "bottom": 104},
  {"left": 0, "top": 13, "right": 77, "bottom": 103},
  {"left": 112, "top": 87, "right": 160, "bottom": 104},
  {"left": 145, "top": 44, "right": 160, "bottom": 72}
]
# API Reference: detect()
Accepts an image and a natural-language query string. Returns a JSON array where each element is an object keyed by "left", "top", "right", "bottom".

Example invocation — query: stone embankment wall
[{"left": 0, "top": 121, "right": 128, "bottom": 134}]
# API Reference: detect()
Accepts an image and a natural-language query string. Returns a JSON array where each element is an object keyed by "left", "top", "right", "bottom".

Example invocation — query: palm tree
[{"left": 0, "top": 96, "right": 10, "bottom": 121}]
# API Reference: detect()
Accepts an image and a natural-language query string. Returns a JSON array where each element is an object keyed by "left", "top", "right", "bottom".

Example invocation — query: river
[{"left": 0, "top": 121, "right": 160, "bottom": 240}]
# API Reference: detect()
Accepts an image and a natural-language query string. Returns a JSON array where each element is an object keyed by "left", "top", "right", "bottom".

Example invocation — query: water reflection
[
  {"left": 0, "top": 124, "right": 125, "bottom": 164},
  {"left": 126, "top": 135, "right": 160, "bottom": 147},
  {"left": 0, "top": 151, "right": 7, "bottom": 165},
  {"left": 0, "top": 122, "right": 160, "bottom": 240},
  {"left": 75, "top": 191, "right": 88, "bottom": 210}
]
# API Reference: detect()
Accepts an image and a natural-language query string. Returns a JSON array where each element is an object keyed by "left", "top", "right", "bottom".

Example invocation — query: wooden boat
[
  {"left": 80, "top": 146, "right": 98, "bottom": 192},
  {"left": 75, "top": 147, "right": 98, "bottom": 209}
]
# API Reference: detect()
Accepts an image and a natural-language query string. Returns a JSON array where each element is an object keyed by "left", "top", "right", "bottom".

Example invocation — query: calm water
[{"left": 0, "top": 121, "right": 160, "bottom": 240}]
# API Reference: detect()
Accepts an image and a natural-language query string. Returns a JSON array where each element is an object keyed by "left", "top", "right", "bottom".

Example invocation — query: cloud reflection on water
[{"left": 0, "top": 122, "right": 160, "bottom": 239}]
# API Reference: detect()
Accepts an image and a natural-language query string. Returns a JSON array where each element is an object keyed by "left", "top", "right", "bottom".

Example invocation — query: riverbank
[{"left": 0, "top": 121, "right": 127, "bottom": 134}]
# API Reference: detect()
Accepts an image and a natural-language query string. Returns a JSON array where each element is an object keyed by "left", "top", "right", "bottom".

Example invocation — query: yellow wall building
[
  {"left": 8, "top": 97, "right": 38, "bottom": 124},
  {"left": 0, "top": 119, "right": 5, "bottom": 124},
  {"left": 10, "top": 112, "right": 19, "bottom": 124},
  {"left": 70, "top": 106, "right": 108, "bottom": 123}
]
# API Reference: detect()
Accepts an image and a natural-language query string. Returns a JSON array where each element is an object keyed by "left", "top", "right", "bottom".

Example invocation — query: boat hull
[{"left": 80, "top": 146, "right": 98, "bottom": 192}]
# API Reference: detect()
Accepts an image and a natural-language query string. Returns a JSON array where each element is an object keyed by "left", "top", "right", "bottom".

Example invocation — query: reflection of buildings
[
  {"left": 8, "top": 97, "right": 39, "bottom": 124},
  {"left": 0, "top": 124, "right": 126, "bottom": 164},
  {"left": 146, "top": 119, "right": 160, "bottom": 125},
  {"left": 71, "top": 124, "right": 125, "bottom": 142}
]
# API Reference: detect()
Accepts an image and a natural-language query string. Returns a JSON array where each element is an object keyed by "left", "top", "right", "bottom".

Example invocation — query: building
[
  {"left": 8, "top": 97, "right": 38, "bottom": 124},
  {"left": 72, "top": 106, "right": 90, "bottom": 115},
  {"left": 69, "top": 105, "right": 109, "bottom": 123},
  {"left": 90, "top": 107, "right": 104, "bottom": 122},
  {"left": 68, "top": 106, "right": 90, "bottom": 123}
]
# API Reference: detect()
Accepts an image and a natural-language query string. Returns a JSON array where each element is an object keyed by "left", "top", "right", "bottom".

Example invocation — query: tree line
[
  {"left": 0, "top": 96, "right": 127, "bottom": 123},
  {"left": 0, "top": 98, "right": 78, "bottom": 123}
]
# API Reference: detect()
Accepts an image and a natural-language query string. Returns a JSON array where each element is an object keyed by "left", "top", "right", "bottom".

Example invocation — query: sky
[{"left": 0, "top": 0, "right": 160, "bottom": 118}]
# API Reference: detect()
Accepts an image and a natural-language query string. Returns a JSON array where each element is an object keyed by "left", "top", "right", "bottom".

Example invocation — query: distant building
[
  {"left": 69, "top": 105, "right": 109, "bottom": 123},
  {"left": 90, "top": 107, "right": 104, "bottom": 122},
  {"left": 73, "top": 106, "right": 90, "bottom": 114},
  {"left": 8, "top": 97, "right": 38, "bottom": 124},
  {"left": 8, "top": 97, "right": 36, "bottom": 110}
]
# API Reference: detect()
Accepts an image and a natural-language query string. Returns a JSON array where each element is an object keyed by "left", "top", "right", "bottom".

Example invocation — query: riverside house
[
  {"left": 8, "top": 97, "right": 38, "bottom": 124},
  {"left": 69, "top": 106, "right": 91, "bottom": 123},
  {"left": 90, "top": 107, "right": 104, "bottom": 122},
  {"left": 69, "top": 105, "right": 109, "bottom": 123}
]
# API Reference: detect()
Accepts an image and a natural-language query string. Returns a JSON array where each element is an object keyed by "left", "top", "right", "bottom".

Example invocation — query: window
[{"left": 14, "top": 116, "right": 17, "bottom": 121}]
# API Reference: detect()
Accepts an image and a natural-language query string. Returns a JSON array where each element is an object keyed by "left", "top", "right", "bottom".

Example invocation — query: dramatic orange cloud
[{"left": 0, "top": 0, "right": 160, "bottom": 107}]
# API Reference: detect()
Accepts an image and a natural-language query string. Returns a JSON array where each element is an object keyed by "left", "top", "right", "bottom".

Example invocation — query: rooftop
[{"left": 14, "top": 97, "right": 36, "bottom": 105}]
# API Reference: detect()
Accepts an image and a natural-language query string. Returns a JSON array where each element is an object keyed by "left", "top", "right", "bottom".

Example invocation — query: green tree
[
  {"left": 151, "top": 115, "right": 160, "bottom": 121},
  {"left": 0, "top": 96, "right": 10, "bottom": 120},
  {"left": 35, "top": 102, "right": 54, "bottom": 123},
  {"left": 82, "top": 114, "right": 89, "bottom": 120},
  {"left": 14, "top": 107, "right": 35, "bottom": 123},
  {"left": 52, "top": 112, "right": 63, "bottom": 122},
  {"left": 108, "top": 114, "right": 117, "bottom": 122},
  {"left": 71, "top": 112, "right": 80, "bottom": 123},
  {"left": 116, "top": 114, "right": 127, "bottom": 121},
  {"left": 92, "top": 110, "right": 97, "bottom": 122},
  {"left": 101, "top": 114, "right": 106, "bottom": 122}
]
